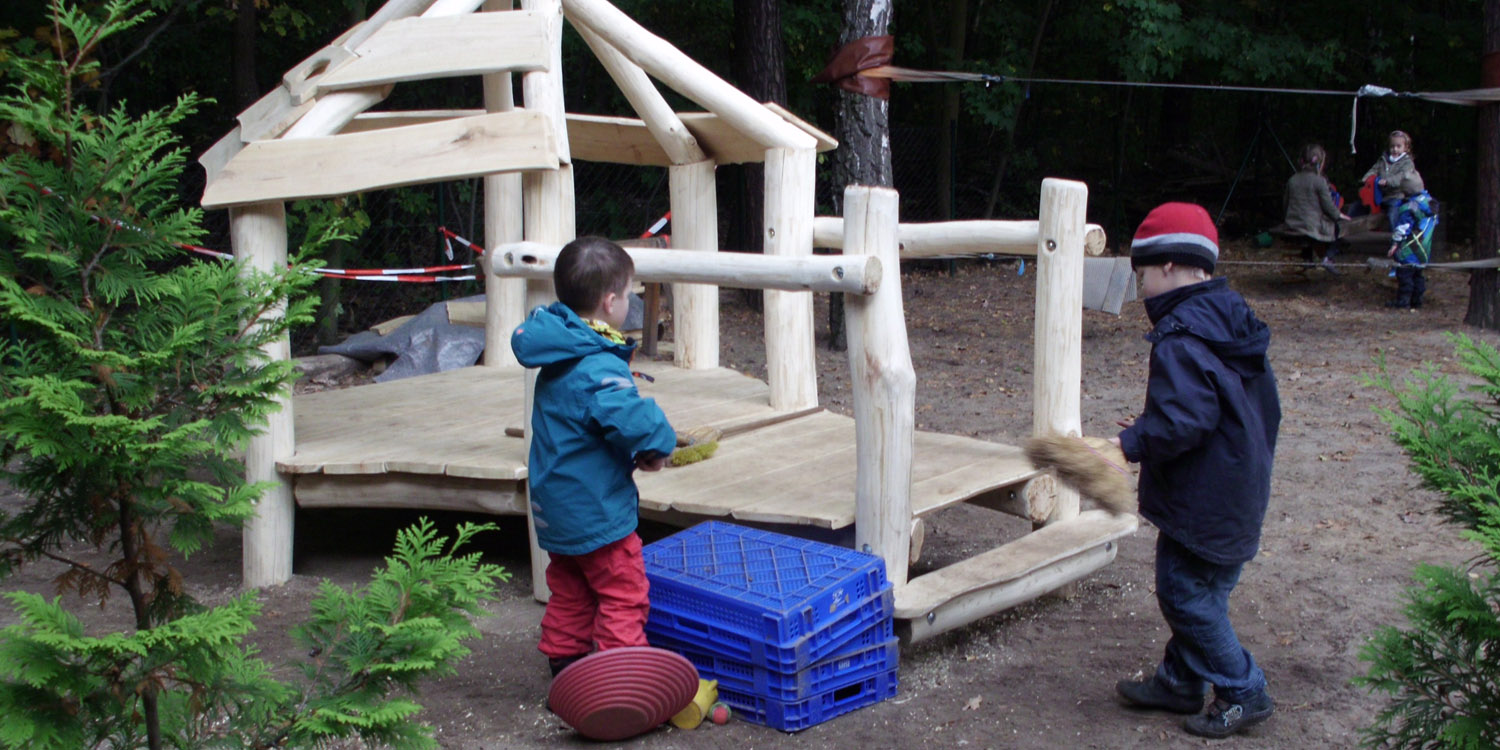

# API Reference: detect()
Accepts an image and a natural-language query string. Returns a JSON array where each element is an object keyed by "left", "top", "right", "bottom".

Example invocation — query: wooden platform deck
[{"left": 285, "top": 363, "right": 1040, "bottom": 529}]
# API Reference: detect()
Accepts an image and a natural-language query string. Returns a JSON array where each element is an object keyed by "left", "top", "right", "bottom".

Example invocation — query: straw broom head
[{"left": 1023, "top": 435, "right": 1136, "bottom": 516}]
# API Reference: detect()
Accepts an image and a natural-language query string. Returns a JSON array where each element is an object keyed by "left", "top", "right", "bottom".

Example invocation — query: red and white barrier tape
[{"left": 640, "top": 211, "right": 670, "bottom": 238}]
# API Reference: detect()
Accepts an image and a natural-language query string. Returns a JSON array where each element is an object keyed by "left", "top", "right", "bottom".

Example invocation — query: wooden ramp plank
[
  {"left": 895, "top": 510, "right": 1138, "bottom": 642},
  {"left": 294, "top": 473, "right": 524, "bottom": 515},
  {"left": 284, "top": 366, "right": 530, "bottom": 478},
  {"left": 288, "top": 362, "right": 779, "bottom": 480},
  {"left": 908, "top": 433, "right": 1040, "bottom": 517},
  {"left": 636, "top": 411, "right": 851, "bottom": 519},
  {"left": 202, "top": 110, "right": 559, "bottom": 208},
  {"left": 285, "top": 364, "right": 1043, "bottom": 529},
  {"left": 317, "top": 11, "right": 550, "bottom": 91},
  {"left": 639, "top": 409, "right": 1043, "bottom": 529}
]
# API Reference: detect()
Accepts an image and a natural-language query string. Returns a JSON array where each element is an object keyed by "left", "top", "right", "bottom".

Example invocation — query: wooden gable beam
[
  {"left": 203, "top": 110, "right": 558, "bottom": 209},
  {"left": 316, "top": 11, "right": 550, "bottom": 92}
]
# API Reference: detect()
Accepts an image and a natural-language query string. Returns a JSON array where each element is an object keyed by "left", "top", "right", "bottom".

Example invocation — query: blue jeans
[{"left": 1153, "top": 534, "right": 1268, "bottom": 703}]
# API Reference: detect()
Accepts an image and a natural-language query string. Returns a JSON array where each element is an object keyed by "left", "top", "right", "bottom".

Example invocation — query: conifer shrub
[
  {"left": 0, "top": 3, "right": 508, "bottom": 748},
  {"left": 1358, "top": 333, "right": 1500, "bottom": 749}
]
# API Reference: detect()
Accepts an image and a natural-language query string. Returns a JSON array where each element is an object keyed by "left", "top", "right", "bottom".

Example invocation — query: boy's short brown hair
[{"left": 554, "top": 236, "right": 634, "bottom": 314}]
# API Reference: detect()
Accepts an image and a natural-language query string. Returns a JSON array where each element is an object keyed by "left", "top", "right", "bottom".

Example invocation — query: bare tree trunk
[
  {"left": 232, "top": 0, "right": 259, "bottom": 111},
  {"left": 984, "top": 0, "right": 1055, "bottom": 218},
  {"left": 1466, "top": 0, "right": 1500, "bottom": 328},
  {"left": 314, "top": 2, "right": 368, "bottom": 345},
  {"left": 829, "top": 0, "right": 894, "bottom": 351},
  {"left": 935, "top": 0, "right": 968, "bottom": 222},
  {"left": 731, "top": 0, "right": 787, "bottom": 312}
]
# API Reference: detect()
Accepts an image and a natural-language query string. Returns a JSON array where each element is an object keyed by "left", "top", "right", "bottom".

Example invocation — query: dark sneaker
[
  {"left": 1116, "top": 677, "right": 1204, "bottom": 714},
  {"left": 548, "top": 653, "right": 589, "bottom": 677},
  {"left": 1183, "top": 694, "right": 1275, "bottom": 738},
  {"left": 1320, "top": 258, "right": 1340, "bottom": 276}
]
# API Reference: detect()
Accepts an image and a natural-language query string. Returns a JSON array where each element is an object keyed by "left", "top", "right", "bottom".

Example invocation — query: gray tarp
[{"left": 320, "top": 293, "right": 645, "bottom": 383}]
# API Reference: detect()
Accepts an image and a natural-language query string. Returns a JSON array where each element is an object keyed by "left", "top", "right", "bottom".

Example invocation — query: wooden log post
[
  {"left": 569, "top": 20, "right": 720, "bottom": 368},
  {"left": 232, "top": 203, "right": 296, "bottom": 588},
  {"left": 763, "top": 147, "right": 818, "bottom": 411},
  {"left": 492, "top": 241, "right": 881, "bottom": 293},
  {"left": 482, "top": 0, "right": 524, "bottom": 369},
  {"left": 1032, "top": 178, "right": 1088, "bottom": 531},
  {"left": 811, "top": 217, "right": 1109, "bottom": 258},
  {"left": 668, "top": 164, "right": 719, "bottom": 369},
  {"left": 844, "top": 186, "right": 915, "bottom": 588},
  {"left": 521, "top": 0, "right": 573, "bottom": 602}
]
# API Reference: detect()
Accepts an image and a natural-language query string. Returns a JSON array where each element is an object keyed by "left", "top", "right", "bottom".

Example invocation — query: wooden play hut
[{"left": 201, "top": 0, "right": 1136, "bottom": 643}]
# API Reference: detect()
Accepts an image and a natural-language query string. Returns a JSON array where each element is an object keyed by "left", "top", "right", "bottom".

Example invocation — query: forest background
[{"left": 0, "top": 0, "right": 1486, "bottom": 341}]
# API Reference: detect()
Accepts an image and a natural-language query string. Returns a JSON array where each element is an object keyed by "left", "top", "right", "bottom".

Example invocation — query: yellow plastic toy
[{"left": 669, "top": 679, "right": 719, "bottom": 729}]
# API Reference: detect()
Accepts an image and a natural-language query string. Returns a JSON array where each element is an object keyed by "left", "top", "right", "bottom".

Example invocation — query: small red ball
[{"left": 710, "top": 703, "right": 730, "bottom": 725}]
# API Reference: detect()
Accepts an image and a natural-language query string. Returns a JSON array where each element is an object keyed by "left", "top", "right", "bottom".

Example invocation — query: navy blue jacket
[
  {"left": 511, "top": 302, "right": 677, "bottom": 555},
  {"left": 1118, "top": 278, "right": 1281, "bottom": 565}
]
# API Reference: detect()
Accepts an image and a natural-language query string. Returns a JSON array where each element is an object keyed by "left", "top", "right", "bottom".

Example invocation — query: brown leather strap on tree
[{"left": 811, "top": 35, "right": 894, "bottom": 99}]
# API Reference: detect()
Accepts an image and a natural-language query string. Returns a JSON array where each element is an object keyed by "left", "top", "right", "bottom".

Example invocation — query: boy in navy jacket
[
  {"left": 511, "top": 237, "right": 677, "bottom": 676},
  {"left": 1111, "top": 203, "right": 1282, "bottom": 739}
]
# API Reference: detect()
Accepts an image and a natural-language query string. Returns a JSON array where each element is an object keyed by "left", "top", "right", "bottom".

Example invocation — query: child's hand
[
  {"left": 636, "top": 453, "right": 669, "bottom": 472},
  {"left": 1387, "top": 244, "right": 1398, "bottom": 258},
  {"left": 1107, "top": 436, "right": 1122, "bottom": 448}
]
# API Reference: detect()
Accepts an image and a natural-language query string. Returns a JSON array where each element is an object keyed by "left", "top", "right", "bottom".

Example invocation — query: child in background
[
  {"left": 1283, "top": 143, "right": 1351, "bottom": 272},
  {"left": 1385, "top": 173, "right": 1438, "bottom": 309},
  {"left": 510, "top": 237, "right": 677, "bottom": 677},
  {"left": 1362, "top": 130, "right": 1418, "bottom": 229},
  {"left": 1110, "top": 203, "right": 1282, "bottom": 739}
]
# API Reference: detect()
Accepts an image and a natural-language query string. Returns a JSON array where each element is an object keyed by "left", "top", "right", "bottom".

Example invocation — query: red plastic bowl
[{"left": 548, "top": 646, "right": 698, "bottom": 741}]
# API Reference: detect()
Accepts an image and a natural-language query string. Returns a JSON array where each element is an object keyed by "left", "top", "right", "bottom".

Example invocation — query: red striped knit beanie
[{"left": 1130, "top": 202, "right": 1219, "bottom": 273}]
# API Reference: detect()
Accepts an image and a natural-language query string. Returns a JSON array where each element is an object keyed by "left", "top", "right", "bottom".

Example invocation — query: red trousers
[{"left": 537, "top": 532, "right": 650, "bottom": 659}]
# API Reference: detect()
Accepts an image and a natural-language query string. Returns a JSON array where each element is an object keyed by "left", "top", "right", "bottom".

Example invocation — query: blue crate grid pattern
[
  {"left": 642, "top": 522, "right": 900, "bottom": 730},
  {"left": 646, "top": 591, "right": 893, "bottom": 673},
  {"left": 671, "top": 633, "right": 899, "bottom": 703},
  {"left": 643, "top": 521, "right": 889, "bottom": 645}
]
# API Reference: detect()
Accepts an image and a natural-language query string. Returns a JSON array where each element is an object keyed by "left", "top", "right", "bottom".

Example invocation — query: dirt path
[{"left": 1, "top": 246, "right": 1490, "bottom": 748}]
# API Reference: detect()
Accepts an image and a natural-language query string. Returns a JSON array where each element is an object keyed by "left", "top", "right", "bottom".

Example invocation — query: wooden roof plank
[
  {"left": 317, "top": 11, "right": 550, "bottom": 92},
  {"left": 202, "top": 110, "right": 559, "bottom": 209}
]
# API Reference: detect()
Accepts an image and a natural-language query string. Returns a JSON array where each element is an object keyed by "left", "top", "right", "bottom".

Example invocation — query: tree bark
[
  {"left": 829, "top": 0, "right": 894, "bottom": 351},
  {"left": 935, "top": 0, "right": 968, "bottom": 222},
  {"left": 1466, "top": 0, "right": 1500, "bottom": 328},
  {"left": 232, "top": 0, "right": 259, "bottom": 111},
  {"left": 984, "top": 0, "right": 1055, "bottom": 218},
  {"left": 731, "top": 0, "right": 787, "bottom": 312}
]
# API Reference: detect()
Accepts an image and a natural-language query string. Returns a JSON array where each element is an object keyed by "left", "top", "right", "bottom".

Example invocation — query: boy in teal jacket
[{"left": 511, "top": 237, "right": 677, "bottom": 676}]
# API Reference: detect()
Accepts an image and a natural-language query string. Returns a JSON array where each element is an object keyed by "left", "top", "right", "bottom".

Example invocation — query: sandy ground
[{"left": 2, "top": 243, "right": 1491, "bottom": 748}]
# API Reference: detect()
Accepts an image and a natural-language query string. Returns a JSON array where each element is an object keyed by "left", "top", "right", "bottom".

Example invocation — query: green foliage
[
  {"left": 0, "top": 0, "right": 321, "bottom": 620},
  {"left": 280, "top": 520, "right": 507, "bottom": 749},
  {"left": 1357, "top": 333, "right": 1500, "bottom": 749},
  {"left": 0, "top": 521, "right": 508, "bottom": 750},
  {"left": 0, "top": 4, "right": 504, "bottom": 749},
  {"left": 0, "top": 592, "right": 287, "bottom": 750}
]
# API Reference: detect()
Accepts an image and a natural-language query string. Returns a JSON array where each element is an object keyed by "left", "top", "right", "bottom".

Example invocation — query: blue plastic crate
[
  {"left": 643, "top": 521, "right": 888, "bottom": 646},
  {"left": 646, "top": 585, "right": 893, "bottom": 672},
  {"left": 667, "top": 632, "right": 898, "bottom": 703},
  {"left": 716, "top": 667, "right": 898, "bottom": 731}
]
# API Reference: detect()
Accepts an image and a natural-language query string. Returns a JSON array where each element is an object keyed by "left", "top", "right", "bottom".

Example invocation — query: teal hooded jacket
[{"left": 511, "top": 302, "right": 676, "bottom": 555}]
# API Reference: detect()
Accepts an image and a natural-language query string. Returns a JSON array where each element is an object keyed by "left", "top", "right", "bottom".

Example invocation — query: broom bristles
[{"left": 1024, "top": 435, "right": 1136, "bottom": 516}]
